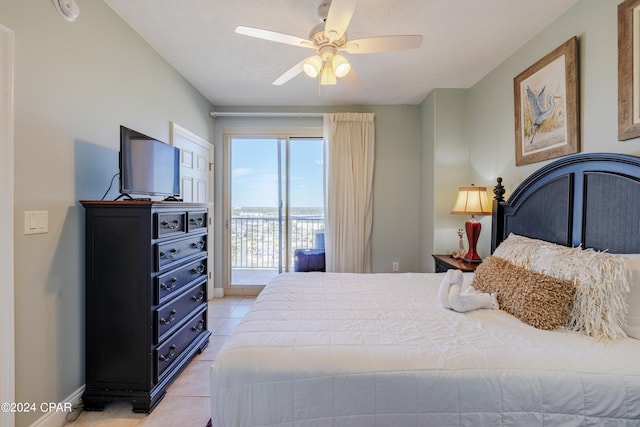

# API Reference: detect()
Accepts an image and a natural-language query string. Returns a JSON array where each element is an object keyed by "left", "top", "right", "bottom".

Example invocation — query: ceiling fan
[{"left": 235, "top": 0, "right": 423, "bottom": 86}]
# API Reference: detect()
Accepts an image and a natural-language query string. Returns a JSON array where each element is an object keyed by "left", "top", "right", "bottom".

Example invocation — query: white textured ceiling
[{"left": 104, "top": 0, "right": 578, "bottom": 107}]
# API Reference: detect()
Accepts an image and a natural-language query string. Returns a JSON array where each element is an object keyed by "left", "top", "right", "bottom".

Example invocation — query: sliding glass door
[{"left": 227, "top": 135, "right": 324, "bottom": 289}]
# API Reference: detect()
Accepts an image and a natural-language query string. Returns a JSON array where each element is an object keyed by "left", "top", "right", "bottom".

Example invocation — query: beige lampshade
[
  {"left": 450, "top": 186, "right": 492, "bottom": 216},
  {"left": 303, "top": 55, "right": 323, "bottom": 78},
  {"left": 332, "top": 54, "right": 351, "bottom": 78}
]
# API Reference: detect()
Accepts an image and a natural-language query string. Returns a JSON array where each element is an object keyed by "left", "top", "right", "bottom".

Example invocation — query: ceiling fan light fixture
[
  {"left": 303, "top": 55, "right": 323, "bottom": 78},
  {"left": 332, "top": 54, "right": 351, "bottom": 77},
  {"left": 320, "top": 62, "right": 337, "bottom": 85}
]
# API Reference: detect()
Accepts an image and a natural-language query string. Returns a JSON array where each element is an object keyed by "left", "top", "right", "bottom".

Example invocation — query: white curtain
[{"left": 323, "top": 112, "right": 375, "bottom": 273}]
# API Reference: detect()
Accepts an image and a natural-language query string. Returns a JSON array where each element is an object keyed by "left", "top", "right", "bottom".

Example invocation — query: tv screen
[{"left": 119, "top": 126, "right": 180, "bottom": 198}]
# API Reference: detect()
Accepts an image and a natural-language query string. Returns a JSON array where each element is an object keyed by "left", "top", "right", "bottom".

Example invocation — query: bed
[{"left": 211, "top": 152, "right": 640, "bottom": 426}]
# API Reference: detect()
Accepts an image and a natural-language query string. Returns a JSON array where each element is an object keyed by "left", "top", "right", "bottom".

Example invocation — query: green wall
[
  {"left": 423, "top": 0, "right": 640, "bottom": 260},
  {"left": 211, "top": 104, "right": 422, "bottom": 284},
  {"left": 432, "top": 89, "right": 471, "bottom": 257},
  {"left": 0, "top": 2, "right": 213, "bottom": 425},
  {"left": 419, "top": 92, "right": 436, "bottom": 272},
  {"left": 468, "top": 0, "right": 640, "bottom": 255},
  {"left": 418, "top": 89, "right": 472, "bottom": 272}
]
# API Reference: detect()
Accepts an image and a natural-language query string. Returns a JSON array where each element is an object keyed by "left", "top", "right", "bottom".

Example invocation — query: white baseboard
[
  {"left": 213, "top": 287, "right": 224, "bottom": 298},
  {"left": 29, "top": 386, "right": 84, "bottom": 427}
]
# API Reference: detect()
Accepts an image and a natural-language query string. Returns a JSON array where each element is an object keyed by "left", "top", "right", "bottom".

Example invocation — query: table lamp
[{"left": 450, "top": 185, "right": 492, "bottom": 263}]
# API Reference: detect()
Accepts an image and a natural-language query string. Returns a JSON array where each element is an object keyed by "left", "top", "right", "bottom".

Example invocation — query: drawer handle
[
  {"left": 191, "top": 319, "right": 205, "bottom": 333},
  {"left": 189, "top": 217, "right": 204, "bottom": 225},
  {"left": 159, "top": 248, "right": 179, "bottom": 259},
  {"left": 160, "top": 277, "right": 178, "bottom": 291},
  {"left": 161, "top": 219, "right": 180, "bottom": 230},
  {"left": 190, "top": 241, "right": 205, "bottom": 250},
  {"left": 190, "top": 264, "right": 205, "bottom": 275},
  {"left": 160, "top": 309, "right": 177, "bottom": 325},
  {"left": 191, "top": 291, "right": 205, "bottom": 303},
  {"left": 159, "top": 345, "right": 176, "bottom": 362}
]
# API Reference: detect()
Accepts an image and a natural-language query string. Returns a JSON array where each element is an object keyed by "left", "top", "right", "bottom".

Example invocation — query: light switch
[{"left": 24, "top": 211, "right": 48, "bottom": 235}]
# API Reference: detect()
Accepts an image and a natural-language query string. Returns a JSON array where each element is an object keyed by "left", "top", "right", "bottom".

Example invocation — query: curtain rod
[{"left": 209, "top": 111, "right": 323, "bottom": 118}]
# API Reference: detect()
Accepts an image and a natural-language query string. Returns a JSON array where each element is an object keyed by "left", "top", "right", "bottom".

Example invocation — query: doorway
[
  {"left": 223, "top": 130, "right": 324, "bottom": 294},
  {"left": 170, "top": 122, "right": 214, "bottom": 298}
]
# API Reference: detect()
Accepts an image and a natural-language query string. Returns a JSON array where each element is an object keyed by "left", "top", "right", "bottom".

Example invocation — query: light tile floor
[{"left": 66, "top": 297, "right": 255, "bottom": 427}]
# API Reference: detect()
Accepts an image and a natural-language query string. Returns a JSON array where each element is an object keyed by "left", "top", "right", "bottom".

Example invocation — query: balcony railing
[{"left": 231, "top": 216, "right": 324, "bottom": 269}]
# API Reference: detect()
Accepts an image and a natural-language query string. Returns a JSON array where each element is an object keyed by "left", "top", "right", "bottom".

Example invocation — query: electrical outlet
[{"left": 392, "top": 261, "right": 399, "bottom": 272}]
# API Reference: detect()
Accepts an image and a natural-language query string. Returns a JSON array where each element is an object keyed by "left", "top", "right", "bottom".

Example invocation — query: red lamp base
[{"left": 463, "top": 217, "right": 482, "bottom": 264}]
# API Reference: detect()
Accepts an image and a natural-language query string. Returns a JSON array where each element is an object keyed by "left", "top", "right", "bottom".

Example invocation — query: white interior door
[
  {"left": 171, "top": 122, "right": 215, "bottom": 297},
  {"left": 0, "top": 24, "right": 15, "bottom": 427}
]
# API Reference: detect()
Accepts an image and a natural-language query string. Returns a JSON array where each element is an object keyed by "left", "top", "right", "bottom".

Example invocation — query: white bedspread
[{"left": 211, "top": 272, "right": 640, "bottom": 426}]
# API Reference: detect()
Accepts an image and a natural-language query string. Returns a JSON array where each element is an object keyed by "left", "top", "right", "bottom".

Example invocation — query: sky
[{"left": 231, "top": 138, "right": 324, "bottom": 208}]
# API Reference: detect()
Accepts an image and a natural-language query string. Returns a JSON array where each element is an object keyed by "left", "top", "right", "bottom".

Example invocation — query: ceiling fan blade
[
  {"left": 236, "top": 26, "right": 314, "bottom": 49},
  {"left": 272, "top": 59, "right": 306, "bottom": 86},
  {"left": 324, "top": 0, "right": 357, "bottom": 41},
  {"left": 341, "top": 35, "right": 423, "bottom": 54}
]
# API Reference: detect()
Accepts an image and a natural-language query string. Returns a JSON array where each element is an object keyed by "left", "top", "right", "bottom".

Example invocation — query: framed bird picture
[
  {"left": 618, "top": 0, "right": 640, "bottom": 140},
  {"left": 513, "top": 37, "right": 579, "bottom": 166}
]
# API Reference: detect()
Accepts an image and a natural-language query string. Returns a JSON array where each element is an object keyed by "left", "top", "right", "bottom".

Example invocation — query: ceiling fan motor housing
[
  {"left": 309, "top": 23, "right": 327, "bottom": 41},
  {"left": 309, "top": 24, "right": 347, "bottom": 48},
  {"left": 317, "top": 1, "right": 331, "bottom": 22}
]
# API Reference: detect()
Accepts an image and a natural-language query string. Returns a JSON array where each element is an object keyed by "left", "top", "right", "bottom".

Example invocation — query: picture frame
[
  {"left": 513, "top": 37, "right": 579, "bottom": 166},
  {"left": 618, "top": 0, "right": 640, "bottom": 140}
]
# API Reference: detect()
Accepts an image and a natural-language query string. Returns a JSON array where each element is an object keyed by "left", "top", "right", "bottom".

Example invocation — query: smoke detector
[{"left": 53, "top": 0, "right": 80, "bottom": 22}]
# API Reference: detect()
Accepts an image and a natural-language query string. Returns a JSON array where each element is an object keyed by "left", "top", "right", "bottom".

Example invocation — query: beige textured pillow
[
  {"left": 492, "top": 233, "right": 631, "bottom": 339},
  {"left": 472, "top": 256, "right": 508, "bottom": 295},
  {"left": 492, "top": 233, "right": 578, "bottom": 268},
  {"left": 532, "top": 247, "right": 629, "bottom": 340},
  {"left": 472, "top": 256, "right": 575, "bottom": 330}
]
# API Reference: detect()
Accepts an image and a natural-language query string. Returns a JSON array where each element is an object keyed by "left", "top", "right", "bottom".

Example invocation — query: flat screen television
[{"left": 119, "top": 126, "right": 181, "bottom": 199}]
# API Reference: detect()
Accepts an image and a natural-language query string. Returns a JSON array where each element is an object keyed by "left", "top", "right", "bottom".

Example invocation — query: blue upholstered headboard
[{"left": 491, "top": 152, "right": 640, "bottom": 254}]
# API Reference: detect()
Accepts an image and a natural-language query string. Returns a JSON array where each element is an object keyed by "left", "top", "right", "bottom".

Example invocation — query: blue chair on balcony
[{"left": 293, "top": 248, "right": 325, "bottom": 272}]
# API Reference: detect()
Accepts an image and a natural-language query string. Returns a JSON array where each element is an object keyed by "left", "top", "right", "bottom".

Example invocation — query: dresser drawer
[
  {"left": 187, "top": 211, "right": 207, "bottom": 233},
  {"left": 154, "top": 212, "right": 186, "bottom": 238},
  {"left": 155, "top": 280, "right": 207, "bottom": 344},
  {"left": 155, "top": 256, "right": 207, "bottom": 304},
  {"left": 155, "top": 234, "right": 207, "bottom": 270},
  {"left": 155, "top": 308, "right": 207, "bottom": 380}
]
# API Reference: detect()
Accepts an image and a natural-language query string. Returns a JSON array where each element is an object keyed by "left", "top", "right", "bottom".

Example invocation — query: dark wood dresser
[{"left": 80, "top": 201, "right": 211, "bottom": 413}]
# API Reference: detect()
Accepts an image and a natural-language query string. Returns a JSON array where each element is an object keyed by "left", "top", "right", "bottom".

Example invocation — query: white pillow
[
  {"left": 532, "top": 247, "right": 629, "bottom": 340},
  {"left": 492, "top": 233, "right": 577, "bottom": 269},
  {"left": 619, "top": 254, "right": 640, "bottom": 340}
]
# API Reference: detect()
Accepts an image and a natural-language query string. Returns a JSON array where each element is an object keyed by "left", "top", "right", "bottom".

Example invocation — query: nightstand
[{"left": 432, "top": 254, "right": 480, "bottom": 273}]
